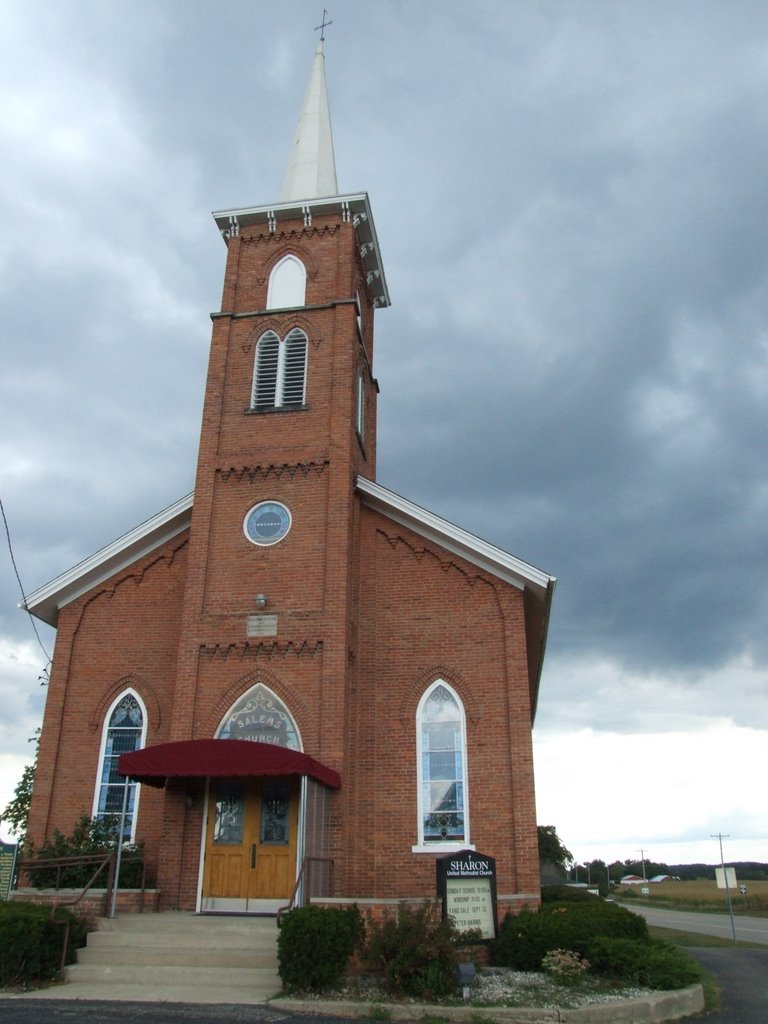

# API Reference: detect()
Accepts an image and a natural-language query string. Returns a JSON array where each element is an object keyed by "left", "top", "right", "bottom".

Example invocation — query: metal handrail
[
  {"left": 17, "top": 851, "right": 146, "bottom": 915},
  {"left": 16, "top": 850, "right": 147, "bottom": 979},
  {"left": 276, "top": 855, "right": 334, "bottom": 924}
]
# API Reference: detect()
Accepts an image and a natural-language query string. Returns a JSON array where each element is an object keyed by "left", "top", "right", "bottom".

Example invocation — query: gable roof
[
  {"left": 357, "top": 476, "right": 556, "bottom": 715},
  {"left": 23, "top": 479, "right": 555, "bottom": 716},
  {"left": 22, "top": 493, "right": 193, "bottom": 628}
]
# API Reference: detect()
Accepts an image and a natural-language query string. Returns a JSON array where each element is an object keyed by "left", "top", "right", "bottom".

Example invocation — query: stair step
[
  {"left": 87, "top": 931, "right": 278, "bottom": 952},
  {"left": 57, "top": 911, "right": 283, "bottom": 1003},
  {"left": 44, "top": 983, "right": 280, "bottom": 1004},
  {"left": 77, "top": 947, "right": 276, "bottom": 968},
  {"left": 98, "top": 912, "right": 278, "bottom": 933},
  {"left": 67, "top": 963, "right": 281, "bottom": 989}
]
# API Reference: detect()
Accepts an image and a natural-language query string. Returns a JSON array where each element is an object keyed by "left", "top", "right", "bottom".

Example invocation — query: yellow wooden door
[{"left": 203, "top": 778, "right": 298, "bottom": 906}]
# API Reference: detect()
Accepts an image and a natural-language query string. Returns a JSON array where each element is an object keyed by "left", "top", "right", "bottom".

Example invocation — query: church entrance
[{"left": 201, "top": 777, "right": 299, "bottom": 913}]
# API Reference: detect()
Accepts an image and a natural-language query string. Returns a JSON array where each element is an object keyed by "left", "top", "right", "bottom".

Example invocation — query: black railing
[
  {"left": 16, "top": 851, "right": 146, "bottom": 977},
  {"left": 276, "top": 856, "right": 334, "bottom": 924}
]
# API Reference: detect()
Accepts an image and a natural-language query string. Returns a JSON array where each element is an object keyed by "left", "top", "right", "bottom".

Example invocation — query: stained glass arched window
[
  {"left": 416, "top": 681, "right": 468, "bottom": 846},
  {"left": 93, "top": 690, "right": 146, "bottom": 841},
  {"left": 216, "top": 683, "right": 301, "bottom": 750}
]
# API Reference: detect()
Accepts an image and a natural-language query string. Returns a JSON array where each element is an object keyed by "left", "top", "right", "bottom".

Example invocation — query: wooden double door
[{"left": 202, "top": 777, "right": 299, "bottom": 913}]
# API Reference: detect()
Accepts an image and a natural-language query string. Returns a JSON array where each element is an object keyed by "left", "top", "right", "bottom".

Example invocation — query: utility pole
[
  {"left": 712, "top": 832, "right": 737, "bottom": 943},
  {"left": 637, "top": 848, "right": 647, "bottom": 880}
]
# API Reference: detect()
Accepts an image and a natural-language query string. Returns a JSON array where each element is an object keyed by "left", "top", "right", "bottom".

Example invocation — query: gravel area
[{"left": 291, "top": 968, "right": 655, "bottom": 1011}]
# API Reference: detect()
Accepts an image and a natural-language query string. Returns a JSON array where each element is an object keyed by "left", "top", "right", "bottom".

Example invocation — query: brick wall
[{"left": 10, "top": 887, "right": 161, "bottom": 928}]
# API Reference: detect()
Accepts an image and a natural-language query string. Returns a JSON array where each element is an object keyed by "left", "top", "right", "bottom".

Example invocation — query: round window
[{"left": 243, "top": 501, "right": 292, "bottom": 546}]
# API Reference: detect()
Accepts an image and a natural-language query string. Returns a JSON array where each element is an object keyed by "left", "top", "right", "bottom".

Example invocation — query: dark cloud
[{"left": 2, "top": 1, "right": 767, "bottom": 851}]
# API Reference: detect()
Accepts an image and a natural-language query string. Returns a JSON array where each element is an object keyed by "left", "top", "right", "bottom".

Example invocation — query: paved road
[
  {"left": 618, "top": 902, "right": 768, "bottom": 945},
  {"left": 0, "top": 1003, "right": 316, "bottom": 1024},
  {"left": 685, "top": 947, "right": 768, "bottom": 1024}
]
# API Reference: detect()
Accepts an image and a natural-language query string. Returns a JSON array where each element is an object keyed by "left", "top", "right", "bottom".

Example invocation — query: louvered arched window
[
  {"left": 252, "top": 329, "right": 308, "bottom": 411},
  {"left": 93, "top": 690, "right": 147, "bottom": 841},
  {"left": 415, "top": 681, "right": 469, "bottom": 848}
]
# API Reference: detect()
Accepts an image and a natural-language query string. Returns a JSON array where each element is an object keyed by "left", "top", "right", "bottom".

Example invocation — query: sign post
[
  {"left": 436, "top": 849, "right": 497, "bottom": 939},
  {"left": 0, "top": 842, "right": 18, "bottom": 901}
]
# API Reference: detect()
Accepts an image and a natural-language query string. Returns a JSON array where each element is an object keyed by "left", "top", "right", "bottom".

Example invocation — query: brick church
[{"left": 24, "top": 41, "right": 555, "bottom": 920}]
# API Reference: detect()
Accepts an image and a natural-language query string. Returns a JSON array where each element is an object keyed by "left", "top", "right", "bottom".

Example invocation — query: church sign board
[
  {"left": 436, "top": 849, "right": 497, "bottom": 939},
  {"left": 0, "top": 842, "right": 18, "bottom": 901}
]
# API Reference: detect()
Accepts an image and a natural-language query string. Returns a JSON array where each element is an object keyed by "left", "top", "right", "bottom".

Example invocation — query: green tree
[{"left": 537, "top": 825, "right": 573, "bottom": 872}]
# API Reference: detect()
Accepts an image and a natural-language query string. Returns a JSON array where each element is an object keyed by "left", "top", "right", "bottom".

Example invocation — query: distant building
[{"left": 23, "top": 41, "right": 556, "bottom": 919}]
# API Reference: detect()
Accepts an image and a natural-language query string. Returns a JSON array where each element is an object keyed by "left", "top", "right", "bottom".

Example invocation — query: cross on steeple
[{"left": 314, "top": 8, "right": 332, "bottom": 42}]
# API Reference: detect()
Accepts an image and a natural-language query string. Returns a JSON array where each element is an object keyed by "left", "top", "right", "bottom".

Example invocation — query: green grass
[{"left": 648, "top": 925, "right": 765, "bottom": 949}]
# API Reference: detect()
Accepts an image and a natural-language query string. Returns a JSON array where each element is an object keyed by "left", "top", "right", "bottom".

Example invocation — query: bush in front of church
[
  {"left": 588, "top": 936, "right": 703, "bottom": 990},
  {"left": 491, "top": 900, "right": 649, "bottom": 972},
  {"left": 277, "top": 904, "right": 363, "bottom": 991},
  {"left": 362, "top": 900, "right": 480, "bottom": 1001},
  {"left": 0, "top": 902, "right": 86, "bottom": 989},
  {"left": 23, "top": 814, "right": 145, "bottom": 889}
]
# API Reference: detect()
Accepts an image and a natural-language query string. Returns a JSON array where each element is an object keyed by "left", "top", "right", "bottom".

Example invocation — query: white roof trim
[
  {"left": 212, "top": 192, "right": 390, "bottom": 309},
  {"left": 23, "top": 493, "right": 193, "bottom": 627},
  {"left": 356, "top": 476, "right": 556, "bottom": 597}
]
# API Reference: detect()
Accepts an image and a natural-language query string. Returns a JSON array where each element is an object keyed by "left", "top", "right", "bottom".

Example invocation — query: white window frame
[
  {"left": 356, "top": 366, "right": 366, "bottom": 441},
  {"left": 412, "top": 679, "right": 473, "bottom": 853},
  {"left": 251, "top": 328, "right": 308, "bottom": 410},
  {"left": 267, "top": 255, "right": 306, "bottom": 309},
  {"left": 92, "top": 689, "right": 147, "bottom": 843}
]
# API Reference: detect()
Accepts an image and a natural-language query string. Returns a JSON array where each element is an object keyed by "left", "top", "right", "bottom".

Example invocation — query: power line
[{"left": 0, "top": 494, "right": 52, "bottom": 675}]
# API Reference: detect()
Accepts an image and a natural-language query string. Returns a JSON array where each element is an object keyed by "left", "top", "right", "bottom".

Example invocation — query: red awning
[{"left": 118, "top": 739, "right": 340, "bottom": 789}]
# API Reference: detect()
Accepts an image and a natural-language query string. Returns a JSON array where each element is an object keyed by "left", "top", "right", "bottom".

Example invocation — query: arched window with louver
[{"left": 252, "top": 329, "right": 307, "bottom": 411}]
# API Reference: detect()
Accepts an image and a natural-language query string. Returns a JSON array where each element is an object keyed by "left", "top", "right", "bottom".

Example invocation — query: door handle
[{"left": 251, "top": 843, "right": 257, "bottom": 869}]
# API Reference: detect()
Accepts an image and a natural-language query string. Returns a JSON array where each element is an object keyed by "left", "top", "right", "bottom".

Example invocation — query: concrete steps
[{"left": 42, "top": 912, "right": 283, "bottom": 1004}]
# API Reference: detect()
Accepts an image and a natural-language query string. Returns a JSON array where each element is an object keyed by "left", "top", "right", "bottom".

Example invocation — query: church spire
[{"left": 279, "top": 40, "right": 339, "bottom": 202}]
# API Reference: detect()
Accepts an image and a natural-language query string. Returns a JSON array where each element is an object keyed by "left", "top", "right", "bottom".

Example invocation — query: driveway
[{"left": 685, "top": 947, "right": 768, "bottom": 1024}]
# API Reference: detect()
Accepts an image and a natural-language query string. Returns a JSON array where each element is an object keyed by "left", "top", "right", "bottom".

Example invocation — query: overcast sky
[{"left": 1, "top": 0, "right": 766, "bottom": 870}]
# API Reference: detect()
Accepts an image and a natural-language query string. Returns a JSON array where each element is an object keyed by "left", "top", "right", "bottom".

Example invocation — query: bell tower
[{"left": 167, "top": 40, "right": 390, "bottom": 761}]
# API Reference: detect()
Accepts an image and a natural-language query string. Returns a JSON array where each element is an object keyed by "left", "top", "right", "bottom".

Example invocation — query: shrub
[
  {"left": 643, "top": 940, "right": 703, "bottom": 990},
  {"left": 541, "top": 948, "right": 590, "bottom": 985},
  {"left": 588, "top": 936, "right": 703, "bottom": 990},
  {"left": 278, "top": 904, "right": 363, "bottom": 991},
  {"left": 491, "top": 901, "right": 649, "bottom": 970},
  {"left": 587, "top": 936, "right": 648, "bottom": 982},
  {"left": 24, "top": 814, "right": 144, "bottom": 889},
  {"left": 363, "top": 900, "right": 477, "bottom": 1001},
  {"left": 0, "top": 902, "right": 87, "bottom": 989}
]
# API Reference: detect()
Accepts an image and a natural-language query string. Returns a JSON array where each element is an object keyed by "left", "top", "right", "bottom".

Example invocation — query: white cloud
[
  {"left": 0, "top": 640, "right": 45, "bottom": 842},
  {"left": 534, "top": 719, "right": 768, "bottom": 866}
]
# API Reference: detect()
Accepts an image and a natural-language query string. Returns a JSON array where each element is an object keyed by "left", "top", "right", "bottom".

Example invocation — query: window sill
[
  {"left": 411, "top": 843, "right": 475, "bottom": 855},
  {"left": 244, "top": 404, "right": 309, "bottom": 415}
]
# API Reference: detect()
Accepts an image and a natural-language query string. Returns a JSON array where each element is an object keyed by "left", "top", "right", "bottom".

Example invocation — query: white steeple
[{"left": 280, "top": 40, "right": 339, "bottom": 202}]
